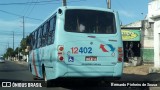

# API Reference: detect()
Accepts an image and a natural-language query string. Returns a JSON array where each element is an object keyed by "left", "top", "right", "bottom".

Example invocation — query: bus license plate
[{"left": 85, "top": 56, "right": 97, "bottom": 61}]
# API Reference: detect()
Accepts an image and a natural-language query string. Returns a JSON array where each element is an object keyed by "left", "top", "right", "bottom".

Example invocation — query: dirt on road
[
  {"left": 123, "top": 64, "right": 153, "bottom": 75},
  {"left": 121, "top": 64, "right": 160, "bottom": 82}
]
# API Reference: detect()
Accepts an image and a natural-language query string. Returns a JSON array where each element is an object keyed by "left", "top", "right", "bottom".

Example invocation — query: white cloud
[
  {"left": 118, "top": 10, "right": 136, "bottom": 18},
  {"left": 0, "top": 19, "right": 38, "bottom": 31},
  {"left": 0, "top": 19, "right": 39, "bottom": 55},
  {"left": 0, "top": 19, "right": 20, "bottom": 29}
]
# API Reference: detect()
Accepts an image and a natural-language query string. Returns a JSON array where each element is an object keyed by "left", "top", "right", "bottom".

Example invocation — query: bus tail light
[
  {"left": 57, "top": 45, "right": 64, "bottom": 61},
  {"left": 118, "top": 47, "right": 123, "bottom": 62},
  {"left": 59, "top": 56, "right": 64, "bottom": 61},
  {"left": 58, "top": 45, "right": 64, "bottom": 51}
]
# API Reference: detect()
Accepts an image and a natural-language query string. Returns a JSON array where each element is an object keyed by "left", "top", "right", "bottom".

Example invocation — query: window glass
[
  {"left": 49, "top": 18, "right": 54, "bottom": 31},
  {"left": 42, "top": 23, "right": 48, "bottom": 46},
  {"left": 65, "top": 10, "right": 116, "bottom": 34},
  {"left": 32, "top": 32, "right": 36, "bottom": 49},
  {"left": 30, "top": 32, "right": 34, "bottom": 49},
  {"left": 48, "top": 15, "right": 56, "bottom": 45},
  {"left": 37, "top": 27, "right": 42, "bottom": 47},
  {"left": 35, "top": 30, "right": 38, "bottom": 48},
  {"left": 43, "top": 23, "right": 47, "bottom": 36},
  {"left": 32, "top": 14, "right": 57, "bottom": 47}
]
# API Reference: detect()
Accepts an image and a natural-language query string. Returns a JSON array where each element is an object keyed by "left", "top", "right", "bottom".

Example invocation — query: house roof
[{"left": 121, "top": 20, "right": 142, "bottom": 29}]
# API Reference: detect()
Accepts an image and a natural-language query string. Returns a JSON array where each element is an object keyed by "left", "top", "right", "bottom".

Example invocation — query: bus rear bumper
[{"left": 56, "top": 63, "right": 123, "bottom": 79}]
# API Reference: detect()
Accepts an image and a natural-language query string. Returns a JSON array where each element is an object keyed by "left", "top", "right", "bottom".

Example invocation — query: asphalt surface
[{"left": 0, "top": 60, "right": 159, "bottom": 90}]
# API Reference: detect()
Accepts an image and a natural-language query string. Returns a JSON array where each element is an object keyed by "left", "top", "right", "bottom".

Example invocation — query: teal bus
[{"left": 28, "top": 6, "right": 123, "bottom": 85}]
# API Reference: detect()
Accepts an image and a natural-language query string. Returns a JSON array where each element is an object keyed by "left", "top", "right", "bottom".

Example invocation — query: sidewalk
[
  {"left": 123, "top": 64, "right": 160, "bottom": 90},
  {"left": 13, "top": 60, "right": 28, "bottom": 66}
]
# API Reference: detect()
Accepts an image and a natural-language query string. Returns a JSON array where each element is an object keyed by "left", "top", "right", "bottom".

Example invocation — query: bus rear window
[{"left": 65, "top": 9, "right": 116, "bottom": 34}]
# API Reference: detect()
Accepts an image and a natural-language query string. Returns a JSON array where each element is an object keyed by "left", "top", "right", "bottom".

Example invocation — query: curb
[
  {"left": 149, "top": 67, "right": 160, "bottom": 73},
  {"left": 12, "top": 60, "right": 28, "bottom": 66}
]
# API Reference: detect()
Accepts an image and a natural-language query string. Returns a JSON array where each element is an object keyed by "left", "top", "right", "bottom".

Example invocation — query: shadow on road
[
  {"left": 46, "top": 73, "right": 159, "bottom": 90},
  {"left": 54, "top": 79, "right": 150, "bottom": 90},
  {"left": 0, "top": 73, "right": 157, "bottom": 90},
  {"left": 46, "top": 73, "right": 160, "bottom": 90},
  {"left": 121, "top": 73, "right": 160, "bottom": 81},
  {"left": 0, "top": 69, "right": 28, "bottom": 72}
]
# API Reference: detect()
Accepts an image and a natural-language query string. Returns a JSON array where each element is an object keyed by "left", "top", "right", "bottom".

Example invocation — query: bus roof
[
  {"left": 30, "top": 6, "right": 116, "bottom": 34},
  {"left": 44, "top": 6, "right": 115, "bottom": 22},
  {"left": 59, "top": 6, "right": 115, "bottom": 12}
]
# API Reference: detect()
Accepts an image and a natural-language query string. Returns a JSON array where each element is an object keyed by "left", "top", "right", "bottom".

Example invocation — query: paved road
[{"left": 0, "top": 60, "right": 157, "bottom": 90}]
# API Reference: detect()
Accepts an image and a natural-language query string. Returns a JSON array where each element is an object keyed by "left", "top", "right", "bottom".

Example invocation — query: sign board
[{"left": 121, "top": 29, "right": 141, "bottom": 41}]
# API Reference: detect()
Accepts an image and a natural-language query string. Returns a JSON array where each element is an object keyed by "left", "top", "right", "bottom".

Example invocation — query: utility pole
[
  {"left": 13, "top": 31, "right": 14, "bottom": 50},
  {"left": 62, "top": 0, "right": 67, "bottom": 6},
  {"left": 18, "top": 46, "right": 19, "bottom": 61},
  {"left": 107, "top": 0, "right": 111, "bottom": 9},
  {"left": 23, "top": 16, "right": 25, "bottom": 39}
]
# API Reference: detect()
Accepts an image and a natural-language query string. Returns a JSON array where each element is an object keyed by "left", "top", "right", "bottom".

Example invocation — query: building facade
[
  {"left": 148, "top": 0, "right": 160, "bottom": 67},
  {"left": 121, "top": 20, "right": 154, "bottom": 63}
]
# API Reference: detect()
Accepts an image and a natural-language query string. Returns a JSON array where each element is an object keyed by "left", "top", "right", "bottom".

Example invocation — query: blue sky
[{"left": 0, "top": 0, "right": 149, "bottom": 55}]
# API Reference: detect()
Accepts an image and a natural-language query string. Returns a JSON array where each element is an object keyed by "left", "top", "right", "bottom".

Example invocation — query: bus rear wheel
[
  {"left": 33, "top": 75, "right": 39, "bottom": 80},
  {"left": 30, "top": 64, "right": 39, "bottom": 80},
  {"left": 43, "top": 69, "right": 53, "bottom": 87}
]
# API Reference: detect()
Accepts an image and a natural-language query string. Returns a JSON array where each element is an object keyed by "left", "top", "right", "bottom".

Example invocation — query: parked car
[{"left": 0, "top": 57, "right": 5, "bottom": 63}]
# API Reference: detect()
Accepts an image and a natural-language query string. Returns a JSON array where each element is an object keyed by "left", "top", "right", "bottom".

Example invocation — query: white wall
[
  {"left": 148, "top": 0, "right": 160, "bottom": 18},
  {"left": 148, "top": 0, "right": 160, "bottom": 67},
  {"left": 154, "top": 19, "right": 160, "bottom": 67}
]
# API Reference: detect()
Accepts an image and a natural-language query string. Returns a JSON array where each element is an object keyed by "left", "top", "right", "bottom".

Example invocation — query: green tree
[
  {"left": 14, "top": 47, "right": 19, "bottom": 54},
  {"left": 20, "top": 36, "right": 29, "bottom": 55},
  {"left": 6, "top": 48, "right": 14, "bottom": 57},
  {"left": 3, "top": 53, "right": 7, "bottom": 59},
  {"left": 14, "top": 47, "right": 21, "bottom": 56},
  {"left": 3, "top": 36, "right": 30, "bottom": 59}
]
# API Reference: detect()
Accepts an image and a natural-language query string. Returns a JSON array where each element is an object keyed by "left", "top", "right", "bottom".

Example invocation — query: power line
[
  {"left": 13, "top": 31, "right": 14, "bottom": 50},
  {"left": 0, "top": 9, "right": 21, "bottom": 17},
  {"left": 0, "top": 0, "right": 57, "bottom": 5},
  {"left": 116, "top": 0, "right": 141, "bottom": 23},
  {"left": 26, "top": 0, "right": 39, "bottom": 17},
  {"left": 23, "top": 16, "right": 25, "bottom": 39},
  {"left": 22, "top": 0, "right": 33, "bottom": 16},
  {"left": 0, "top": 9, "right": 42, "bottom": 21},
  {"left": 0, "top": 31, "right": 31, "bottom": 35},
  {"left": 0, "top": 31, "right": 31, "bottom": 34},
  {"left": 0, "top": 0, "right": 85, "bottom": 5}
]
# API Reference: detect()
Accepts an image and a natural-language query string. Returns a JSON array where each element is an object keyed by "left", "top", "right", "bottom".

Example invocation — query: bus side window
[
  {"left": 40, "top": 26, "right": 43, "bottom": 47},
  {"left": 37, "top": 27, "right": 42, "bottom": 48},
  {"left": 35, "top": 30, "right": 38, "bottom": 49},
  {"left": 48, "top": 15, "right": 56, "bottom": 45},
  {"left": 30, "top": 33, "right": 34, "bottom": 50},
  {"left": 32, "top": 32, "right": 36, "bottom": 49},
  {"left": 42, "top": 22, "right": 48, "bottom": 46}
]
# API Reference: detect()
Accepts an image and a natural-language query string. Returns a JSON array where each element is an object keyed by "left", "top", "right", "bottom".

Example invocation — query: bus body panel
[
  {"left": 55, "top": 7, "right": 123, "bottom": 74},
  {"left": 28, "top": 6, "right": 123, "bottom": 80}
]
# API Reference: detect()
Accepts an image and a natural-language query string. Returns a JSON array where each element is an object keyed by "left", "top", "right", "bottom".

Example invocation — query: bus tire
[
  {"left": 30, "top": 64, "right": 39, "bottom": 80},
  {"left": 43, "top": 67, "right": 53, "bottom": 87},
  {"left": 33, "top": 75, "right": 38, "bottom": 80},
  {"left": 29, "top": 64, "right": 32, "bottom": 72}
]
